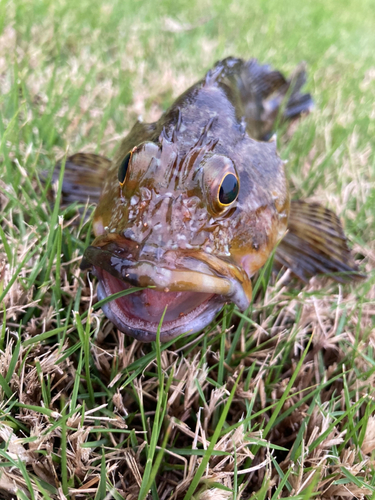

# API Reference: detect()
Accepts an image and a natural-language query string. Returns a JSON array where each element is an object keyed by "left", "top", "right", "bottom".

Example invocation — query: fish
[{"left": 56, "top": 57, "right": 362, "bottom": 342}]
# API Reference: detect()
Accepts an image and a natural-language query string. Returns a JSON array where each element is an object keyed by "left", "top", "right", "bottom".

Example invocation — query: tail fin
[
  {"left": 274, "top": 200, "right": 364, "bottom": 283},
  {"left": 238, "top": 59, "right": 314, "bottom": 140}
]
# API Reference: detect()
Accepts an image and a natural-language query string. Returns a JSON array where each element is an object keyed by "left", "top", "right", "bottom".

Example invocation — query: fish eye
[
  {"left": 118, "top": 151, "right": 132, "bottom": 186},
  {"left": 201, "top": 154, "right": 240, "bottom": 215},
  {"left": 218, "top": 173, "right": 239, "bottom": 206},
  {"left": 118, "top": 142, "right": 160, "bottom": 189}
]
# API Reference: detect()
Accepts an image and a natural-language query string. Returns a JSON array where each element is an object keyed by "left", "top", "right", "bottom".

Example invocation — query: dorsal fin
[
  {"left": 238, "top": 59, "right": 314, "bottom": 140},
  {"left": 205, "top": 57, "right": 314, "bottom": 141}
]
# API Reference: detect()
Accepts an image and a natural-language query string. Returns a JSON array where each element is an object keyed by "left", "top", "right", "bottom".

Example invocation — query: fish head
[{"left": 81, "top": 126, "right": 289, "bottom": 342}]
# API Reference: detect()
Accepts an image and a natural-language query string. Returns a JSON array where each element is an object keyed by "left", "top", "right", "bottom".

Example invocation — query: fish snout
[{"left": 81, "top": 238, "right": 252, "bottom": 314}]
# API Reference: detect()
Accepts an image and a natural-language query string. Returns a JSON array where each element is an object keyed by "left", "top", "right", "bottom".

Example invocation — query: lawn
[{"left": 0, "top": 0, "right": 375, "bottom": 498}]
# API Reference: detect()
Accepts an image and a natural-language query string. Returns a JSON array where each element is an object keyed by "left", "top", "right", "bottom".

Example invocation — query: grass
[{"left": 0, "top": 0, "right": 375, "bottom": 498}]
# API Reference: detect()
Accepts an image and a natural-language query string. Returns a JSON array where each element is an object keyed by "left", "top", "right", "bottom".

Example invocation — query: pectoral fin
[
  {"left": 53, "top": 153, "right": 111, "bottom": 206},
  {"left": 274, "top": 200, "right": 364, "bottom": 283}
]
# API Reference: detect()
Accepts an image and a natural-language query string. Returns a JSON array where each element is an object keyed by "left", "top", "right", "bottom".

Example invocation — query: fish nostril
[
  {"left": 123, "top": 228, "right": 136, "bottom": 240},
  {"left": 139, "top": 244, "right": 165, "bottom": 262},
  {"left": 155, "top": 247, "right": 165, "bottom": 261}
]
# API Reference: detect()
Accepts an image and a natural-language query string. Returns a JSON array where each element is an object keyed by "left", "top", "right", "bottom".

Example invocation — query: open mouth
[
  {"left": 96, "top": 268, "right": 223, "bottom": 341},
  {"left": 81, "top": 242, "right": 252, "bottom": 342}
]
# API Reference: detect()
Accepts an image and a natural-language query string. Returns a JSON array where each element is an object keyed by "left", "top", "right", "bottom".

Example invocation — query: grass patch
[{"left": 0, "top": 0, "right": 374, "bottom": 498}]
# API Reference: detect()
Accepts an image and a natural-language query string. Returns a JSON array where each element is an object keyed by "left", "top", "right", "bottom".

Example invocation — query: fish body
[{"left": 62, "top": 57, "right": 360, "bottom": 341}]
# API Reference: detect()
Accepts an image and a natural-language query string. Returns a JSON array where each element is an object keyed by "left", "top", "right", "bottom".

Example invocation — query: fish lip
[
  {"left": 81, "top": 244, "right": 252, "bottom": 311},
  {"left": 81, "top": 242, "right": 252, "bottom": 341}
]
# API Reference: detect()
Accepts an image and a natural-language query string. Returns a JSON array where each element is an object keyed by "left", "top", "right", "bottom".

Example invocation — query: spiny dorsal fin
[
  {"left": 243, "top": 59, "right": 288, "bottom": 99},
  {"left": 274, "top": 200, "right": 364, "bottom": 283},
  {"left": 53, "top": 153, "right": 111, "bottom": 206},
  {"left": 239, "top": 60, "right": 314, "bottom": 140}
]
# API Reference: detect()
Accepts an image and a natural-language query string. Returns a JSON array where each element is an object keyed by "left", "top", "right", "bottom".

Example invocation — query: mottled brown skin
[{"left": 81, "top": 58, "right": 293, "bottom": 341}]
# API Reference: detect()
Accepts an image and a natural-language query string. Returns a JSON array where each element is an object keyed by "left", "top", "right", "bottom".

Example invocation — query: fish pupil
[
  {"left": 118, "top": 152, "right": 131, "bottom": 185},
  {"left": 219, "top": 173, "right": 239, "bottom": 205}
]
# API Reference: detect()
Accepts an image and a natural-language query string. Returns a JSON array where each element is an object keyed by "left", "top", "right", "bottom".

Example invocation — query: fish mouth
[{"left": 81, "top": 241, "right": 252, "bottom": 342}]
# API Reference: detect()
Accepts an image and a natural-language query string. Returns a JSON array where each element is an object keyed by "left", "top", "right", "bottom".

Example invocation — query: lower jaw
[{"left": 96, "top": 272, "right": 226, "bottom": 342}]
